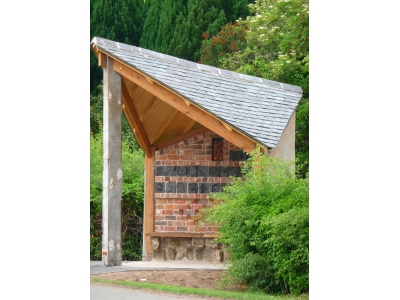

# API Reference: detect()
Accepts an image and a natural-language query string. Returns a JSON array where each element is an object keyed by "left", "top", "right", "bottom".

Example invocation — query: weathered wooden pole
[
  {"left": 143, "top": 147, "right": 156, "bottom": 260},
  {"left": 102, "top": 56, "right": 122, "bottom": 266}
]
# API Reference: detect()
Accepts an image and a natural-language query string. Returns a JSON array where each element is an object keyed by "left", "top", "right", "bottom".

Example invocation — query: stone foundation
[{"left": 150, "top": 236, "right": 225, "bottom": 262}]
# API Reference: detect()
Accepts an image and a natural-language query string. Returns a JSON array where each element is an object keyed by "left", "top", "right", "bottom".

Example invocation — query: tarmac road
[{"left": 90, "top": 283, "right": 200, "bottom": 300}]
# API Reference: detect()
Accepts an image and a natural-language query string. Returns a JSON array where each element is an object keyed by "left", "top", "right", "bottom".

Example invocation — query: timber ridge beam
[{"left": 113, "top": 60, "right": 257, "bottom": 153}]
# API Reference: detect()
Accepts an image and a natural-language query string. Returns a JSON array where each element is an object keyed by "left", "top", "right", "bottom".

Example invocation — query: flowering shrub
[{"left": 201, "top": 148, "right": 309, "bottom": 294}]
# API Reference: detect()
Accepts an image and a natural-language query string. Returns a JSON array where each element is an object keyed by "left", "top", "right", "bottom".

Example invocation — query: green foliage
[
  {"left": 201, "top": 149, "right": 309, "bottom": 294},
  {"left": 90, "top": 86, "right": 145, "bottom": 261},
  {"left": 90, "top": 0, "right": 145, "bottom": 93},
  {"left": 199, "top": 0, "right": 309, "bottom": 176}
]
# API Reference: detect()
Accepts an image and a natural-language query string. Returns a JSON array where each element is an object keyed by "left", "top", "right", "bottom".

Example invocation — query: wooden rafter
[
  {"left": 155, "top": 126, "right": 209, "bottom": 151},
  {"left": 150, "top": 110, "right": 178, "bottom": 144},
  {"left": 181, "top": 119, "right": 196, "bottom": 135},
  {"left": 98, "top": 52, "right": 107, "bottom": 68},
  {"left": 140, "top": 97, "right": 159, "bottom": 122},
  {"left": 121, "top": 79, "right": 152, "bottom": 157},
  {"left": 113, "top": 60, "right": 256, "bottom": 153}
]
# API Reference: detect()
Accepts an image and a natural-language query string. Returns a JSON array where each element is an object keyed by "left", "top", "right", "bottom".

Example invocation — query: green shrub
[
  {"left": 201, "top": 148, "right": 309, "bottom": 294},
  {"left": 90, "top": 126, "right": 145, "bottom": 261}
]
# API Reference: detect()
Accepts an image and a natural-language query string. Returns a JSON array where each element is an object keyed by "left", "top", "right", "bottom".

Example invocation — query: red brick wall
[{"left": 154, "top": 130, "right": 245, "bottom": 233}]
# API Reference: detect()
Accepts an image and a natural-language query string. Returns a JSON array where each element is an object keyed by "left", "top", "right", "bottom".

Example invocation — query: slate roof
[{"left": 91, "top": 37, "right": 303, "bottom": 149}]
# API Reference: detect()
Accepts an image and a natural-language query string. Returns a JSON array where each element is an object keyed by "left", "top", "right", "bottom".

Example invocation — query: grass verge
[{"left": 91, "top": 278, "right": 306, "bottom": 300}]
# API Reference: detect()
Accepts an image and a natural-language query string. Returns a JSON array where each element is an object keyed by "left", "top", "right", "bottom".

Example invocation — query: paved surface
[
  {"left": 91, "top": 283, "right": 195, "bottom": 300},
  {"left": 90, "top": 260, "right": 228, "bottom": 275}
]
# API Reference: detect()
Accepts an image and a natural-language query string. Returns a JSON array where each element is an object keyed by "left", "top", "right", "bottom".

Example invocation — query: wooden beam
[
  {"left": 121, "top": 79, "right": 152, "bottom": 157},
  {"left": 223, "top": 122, "right": 232, "bottom": 132},
  {"left": 150, "top": 110, "right": 178, "bottom": 144},
  {"left": 145, "top": 232, "right": 222, "bottom": 238},
  {"left": 144, "top": 147, "right": 156, "bottom": 259},
  {"left": 181, "top": 119, "right": 196, "bottom": 135},
  {"left": 98, "top": 52, "right": 107, "bottom": 68},
  {"left": 140, "top": 97, "right": 158, "bottom": 122},
  {"left": 183, "top": 99, "right": 191, "bottom": 106},
  {"left": 155, "top": 126, "right": 209, "bottom": 151},
  {"left": 146, "top": 77, "right": 154, "bottom": 84},
  {"left": 113, "top": 60, "right": 256, "bottom": 153}
]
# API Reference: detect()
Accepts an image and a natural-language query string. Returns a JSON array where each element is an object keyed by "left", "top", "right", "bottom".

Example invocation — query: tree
[
  {"left": 90, "top": 0, "right": 145, "bottom": 94},
  {"left": 199, "top": 0, "right": 309, "bottom": 176}
]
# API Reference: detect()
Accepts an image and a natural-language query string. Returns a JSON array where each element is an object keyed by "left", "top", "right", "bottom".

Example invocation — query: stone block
[
  {"left": 167, "top": 247, "right": 177, "bottom": 260},
  {"left": 214, "top": 250, "right": 222, "bottom": 262},
  {"left": 151, "top": 237, "right": 161, "bottom": 250},
  {"left": 162, "top": 237, "right": 169, "bottom": 247},
  {"left": 205, "top": 238, "right": 218, "bottom": 248},
  {"left": 177, "top": 166, "right": 187, "bottom": 176},
  {"left": 152, "top": 250, "right": 165, "bottom": 260},
  {"left": 204, "top": 249, "right": 212, "bottom": 261},
  {"left": 189, "top": 166, "right": 197, "bottom": 177},
  {"left": 186, "top": 248, "right": 194, "bottom": 260},
  {"left": 209, "top": 166, "right": 220, "bottom": 177},
  {"left": 155, "top": 182, "right": 165, "bottom": 193},
  {"left": 165, "top": 166, "right": 177, "bottom": 176},
  {"left": 176, "top": 182, "right": 187, "bottom": 193},
  {"left": 210, "top": 183, "right": 220, "bottom": 193},
  {"left": 192, "top": 238, "right": 205, "bottom": 247},
  {"left": 188, "top": 183, "right": 199, "bottom": 194},
  {"left": 199, "top": 183, "right": 209, "bottom": 194},
  {"left": 176, "top": 248, "right": 186, "bottom": 260},
  {"left": 180, "top": 238, "right": 192, "bottom": 248},
  {"left": 166, "top": 182, "right": 176, "bottom": 193},
  {"left": 197, "top": 166, "right": 208, "bottom": 177},
  {"left": 155, "top": 166, "right": 165, "bottom": 176},
  {"left": 195, "top": 249, "right": 204, "bottom": 261},
  {"left": 169, "top": 238, "right": 180, "bottom": 247}
]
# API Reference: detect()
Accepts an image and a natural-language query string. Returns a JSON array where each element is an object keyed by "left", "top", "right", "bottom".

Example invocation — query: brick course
[{"left": 155, "top": 130, "right": 245, "bottom": 234}]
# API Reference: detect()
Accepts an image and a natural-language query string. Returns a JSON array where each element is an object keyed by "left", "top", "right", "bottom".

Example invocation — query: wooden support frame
[
  {"left": 144, "top": 147, "right": 156, "bottom": 259},
  {"left": 155, "top": 126, "right": 209, "bottom": 151},
  {"left": 98, "top": 52, "right": 107, "bottom": 68},
  {"left": 113, "top": 60, "right": 257, "bottom": 153},
  {"left": 181, "top": 119, "right": 196, "bottom": 135},
  {"left": 140, "top": 97, "right": 159, "bottom": 122},
  {"left": 121, "top": 79, "right": 152, "bottom": 157},
  {"left": 150, "top": 110, "right": 178, "bottom": 144}
]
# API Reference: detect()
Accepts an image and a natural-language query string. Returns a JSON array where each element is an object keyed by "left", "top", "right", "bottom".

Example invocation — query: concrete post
[{"left": 102, "top": 57, "right": 122, "bottom": 266}]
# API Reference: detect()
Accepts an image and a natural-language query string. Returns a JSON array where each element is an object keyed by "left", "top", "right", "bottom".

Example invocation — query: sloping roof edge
[
  {"left": 91, "top": 37, "right": 302, "bottom": 94},
  {"left": 91, "top": 37, "right": 302, "bottom": 150}
]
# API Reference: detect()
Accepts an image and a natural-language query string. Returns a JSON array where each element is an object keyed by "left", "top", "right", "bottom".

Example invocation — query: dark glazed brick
[
  {"left": 188, "top": 183, "right": 199, "bottom": 194},
  {"left": 210, "top": 183, "right": 220, "bottom": 193},
  {"left": 166, "top": 166, "right": 177, "bottom": 176},
  {"left": 177, "top": 166, "right": 187, "bottom": 176},
  {"left": 177, "top": 226, "right": 188, "bottom": 231},
  {"left": 199, "top": 183, "right": 209, "bottom": 194},
  {"left": 189, "top": 166, "right": 197, "bottom": 177},
  {"left": 165, "top": 216, "right": 176, "bottom": 220},
  {"left": 230, "top": 167, "right": 241, "bottom": 177},
  {"left": 155, "top": 166, "right": 165, "bottom": 176},
  {"left": 177, "top": 182, "right": 187, "bottom": 193},
  {"left": 209, "top": 167, "right": 220, "bottom": 177},
  {"left": 197, "top": 166, "right": 208, "bottom": 177},
  {"left": 155, "top": 182, "right": 165, "bottom": 193},
  {"left": 166, "top": 182, "right": 176, "bottom": 193},
  {"left": 220, "top": 167, "right": 230, "bottom": 177}
]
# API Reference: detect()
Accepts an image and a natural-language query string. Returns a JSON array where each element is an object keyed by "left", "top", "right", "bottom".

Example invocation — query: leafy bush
[
  {"left": 90, "top": 113, "right": 145, "bottom": 261},
  {"left": 201, "top": 148, "right": 309, "bottom": 294}
]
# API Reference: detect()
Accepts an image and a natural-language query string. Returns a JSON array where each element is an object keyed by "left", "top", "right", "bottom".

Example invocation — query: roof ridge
[{"left": 91, "top": 37, "right": 302, "bottom": 94}]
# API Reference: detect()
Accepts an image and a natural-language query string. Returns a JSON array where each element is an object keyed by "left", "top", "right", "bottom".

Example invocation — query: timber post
[
  {"left": 102, "top": 56, "right": 123, "bottom": 266},
  {"left": 143, "top": 147, "right": 156, "bottom": 260}
]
